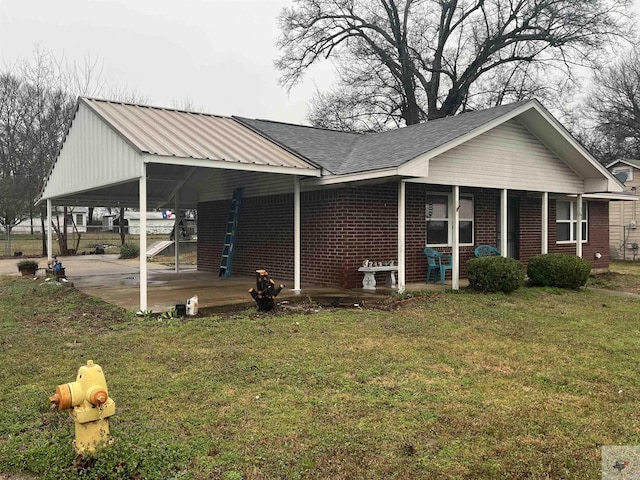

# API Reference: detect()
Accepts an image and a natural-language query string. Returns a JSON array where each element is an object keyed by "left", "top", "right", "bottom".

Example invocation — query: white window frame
[
  {"left": 556, "top": 200, "right": 588, "bottom": 244},
  {"left": 612, "top": 166, "right": 633, "bottom": 182},
  {"left": 426, "top": 193, "right": 474, "bottom": 247}
]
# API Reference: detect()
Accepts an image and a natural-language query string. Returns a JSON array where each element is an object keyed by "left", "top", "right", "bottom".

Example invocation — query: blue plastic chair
[
  {"left": 474, "top": 245, "right": 501, "bottom": 257},
  {"left": 424, "top": 248, "right": 453, "bottom": 285}
]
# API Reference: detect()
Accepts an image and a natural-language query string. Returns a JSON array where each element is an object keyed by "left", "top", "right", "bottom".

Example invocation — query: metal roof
[{"left": 81, "top": 98, "right": 318, "bottom": 171}]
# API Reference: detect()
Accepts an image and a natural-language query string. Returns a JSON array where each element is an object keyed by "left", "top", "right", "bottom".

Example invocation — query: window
[
  {"left": 556, "top": 200, "right": 587, "bottom": 243},
  {"left": 612, "top": 166, "right": 633, "bottom": 183},
  {"left": 76, "top": 214, "right": 84, "bottom": 227},
  {"left": 426, "top": 193, "right": 474, "bottom": 246}
]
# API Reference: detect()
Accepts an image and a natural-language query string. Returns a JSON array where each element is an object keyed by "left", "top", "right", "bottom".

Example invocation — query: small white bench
[{"left": 358, "top": 266, "right": 398, "bottom": 290}]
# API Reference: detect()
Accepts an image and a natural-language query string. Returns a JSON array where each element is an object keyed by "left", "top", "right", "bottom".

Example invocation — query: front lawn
[{"left": 1, "top": 277, "right": 639, "bottom": 479}]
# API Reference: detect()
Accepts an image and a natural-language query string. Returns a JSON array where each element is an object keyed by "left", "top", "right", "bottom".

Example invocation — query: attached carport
[{"left": 39, "top": 97, "right": 321, "bottom": 311}]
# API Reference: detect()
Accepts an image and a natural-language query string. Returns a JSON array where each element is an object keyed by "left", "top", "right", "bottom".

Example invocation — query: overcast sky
[
  {"left": 0, "top": 0, "right": 336, "bottom": 124},
  {"left": 1, "top": 0, "right": 639, "bottom": 126}
]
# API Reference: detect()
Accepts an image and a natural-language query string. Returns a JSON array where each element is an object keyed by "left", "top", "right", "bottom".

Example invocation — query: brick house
[{"left": 39, "top": 97, "right": 626, "bottom": 310}]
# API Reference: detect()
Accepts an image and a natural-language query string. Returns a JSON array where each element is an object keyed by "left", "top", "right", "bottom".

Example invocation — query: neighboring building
[
  {"left": 607, "top": 159, "right": 640, "bottom": 260},
  {"left": 11, "top": 207, "right": 88, "bottom": 234},
  {"left": 39, "top": 97, "right": 629, "bottom": 310}
]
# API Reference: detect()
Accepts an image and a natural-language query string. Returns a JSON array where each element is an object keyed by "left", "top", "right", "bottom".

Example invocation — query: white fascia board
[
  {"left": 143, "top": 154, "right": 322, "bottom": 177},
  {"left": 582, "top": 192, "right": 640, "bottom": 201},
  {"left": 306, "top": 167, "right": 400, "bottom": 186}
]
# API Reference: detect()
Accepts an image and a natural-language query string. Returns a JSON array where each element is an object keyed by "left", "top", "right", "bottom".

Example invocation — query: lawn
[{"left": 1, "top": 273, "right": 639, "bottom": 479}]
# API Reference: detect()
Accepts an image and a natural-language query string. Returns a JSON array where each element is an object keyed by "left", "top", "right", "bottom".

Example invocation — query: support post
[
  {"left": 47, "top": 199, "right": 53, "bottom": 261},
  {"left": 174, "top": 192, "right": 180, "bottom": 274},
  {"left": 293, "top": 176, "right": 301, "bottom": 293},
  {"left": 398, "top": 181, "right": 406, "bottom": 293},
  {"left": 139, "top": 166, "right": 148, "bottom": 313},
  {"left": 500, "top": 189, "right": 508, "bottom": 257},
  {"left": 576, "top": 194, "right": 583, "bottom": 258},
  {"left": 541, "top": 192, "right": 548, "bottom": 254},
  {"left": 452, "top": 185, "right": 460, "bottom": 290}
]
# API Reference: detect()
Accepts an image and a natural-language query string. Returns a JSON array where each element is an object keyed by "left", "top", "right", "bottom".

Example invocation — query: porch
[{"left": 0, "top": 255, "right": 456, "bottom": 313}]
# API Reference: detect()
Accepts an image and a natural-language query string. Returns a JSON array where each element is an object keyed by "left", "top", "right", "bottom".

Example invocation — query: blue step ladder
[{"left": 219, "top": 188, "right": 243, "bottom": 278}]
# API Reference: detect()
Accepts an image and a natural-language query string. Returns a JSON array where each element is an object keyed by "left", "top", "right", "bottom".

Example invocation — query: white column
[
  {"left": 293, "top": 176, "right": 301, "bottom": 293},
  {"left": 174, "top": 192, "right": 180, "bottom": 274},
  {"left": 500, "top": 189, "right": 508, "bottom": 256},
  {"left": 139, "top": 166, "right": 148, "bottom": 313},
  {"left": 576, "top": 194, "right": 583, "bottom": 258},
  {"left": 397, "top": 181, "right": 406, "bottom": 293},
  {"left": 541, "top": 192, "right": 548, "bottom": 254},
  {"left": 452, "top": 185, "right": 460, "bottom": 290},
  {"left": 47, "top": 199, "right": 53, "bottom": 261}
]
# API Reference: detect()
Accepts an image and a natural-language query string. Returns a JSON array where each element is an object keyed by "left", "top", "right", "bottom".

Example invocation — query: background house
[{"left": 607, "top": 159, "right": 640, "bottom": 260}]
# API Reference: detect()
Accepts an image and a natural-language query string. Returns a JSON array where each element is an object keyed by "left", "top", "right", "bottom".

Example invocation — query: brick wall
[{"left": 197, "top": 185, "right": 611, "bottom": 288}]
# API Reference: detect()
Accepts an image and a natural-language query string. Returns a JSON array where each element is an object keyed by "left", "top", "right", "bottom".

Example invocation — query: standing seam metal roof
[{"left": 81, "top": 98, "right": 318, "bottom": 170}]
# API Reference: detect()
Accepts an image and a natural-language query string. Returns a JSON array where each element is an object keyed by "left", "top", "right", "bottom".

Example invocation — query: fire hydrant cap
[
  {"left": 89, "top": 387, "right": 108, "bottom": 406},
  {"left": 50, "top": 384, "right": 72, "bottom": 410}
]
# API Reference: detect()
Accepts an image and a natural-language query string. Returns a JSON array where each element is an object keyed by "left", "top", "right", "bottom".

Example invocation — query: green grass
[{"left": 1, "top": 277, "right": 640, "bottom": 479}]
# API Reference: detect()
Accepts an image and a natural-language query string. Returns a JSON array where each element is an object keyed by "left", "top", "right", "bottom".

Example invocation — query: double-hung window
[
  {"left": 556, "top": 200, "right": 587, "bottom": 243},
  {"left": 426, "top": 193, "right": 474, "bottom": 246}
]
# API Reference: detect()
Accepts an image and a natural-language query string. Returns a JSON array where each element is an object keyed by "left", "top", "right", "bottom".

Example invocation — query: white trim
[
  {"left": 139, "top": 167, "right": 148, "bottom": 313},
  {"left": 542, "top": 192, "right": 548, "bottom": 254},
  {"left": 47, "top": 199, "right": 52, "bottom": 261},
  {"left": 174, "top": 192, "right": 180, "bottom": 274},
  {"left": 308, "top": 167, "right": 400, "bottom": 186},
  {"left": 556, "top": 199, "right": 588, "bottom": 245},
  {"left": 576, "top": 194, "right": 583, "bottom": 257},
  {"left": 144, "top": 154, "right": 321, "bottom": 177},
  {"left": 293, "top": 176, "right": 301, "bottom": 293},
  {"left": 398, "top": 181, "right": 406, "bottom": 293},
  {"left": 452, "top": 185, "right": 460, "bottom": 290},
  {"left": 500, "top": 189, "right": 508, "bottom": 256}
]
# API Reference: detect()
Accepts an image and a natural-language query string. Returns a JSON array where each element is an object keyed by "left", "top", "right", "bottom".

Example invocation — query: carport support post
[
  {"left": 452, "top": 185, "right": 460, "bottom": 290},
  {"left": 576, "top": 194, "right": 583, "bottom": 258},
  {"left": 500, "top": 189, "right": 508, "bottom": 257},
  {"left": 46, "top": 199, "right": 52, "bottom": 261},
  {"left": 293, "top": 175, "right": 301, "bottom": 293},
  {"left": 174, "top": 192, "right": 180, "bottom": 274},
  {"left": 542, "top": 192, "right": 548, "bottom": 254},
  {"left": 139, "top": 168, "right": 148, "bottom": 312},
  {"left": 397, "top": 181, "right": 405, "bottom": 293}
]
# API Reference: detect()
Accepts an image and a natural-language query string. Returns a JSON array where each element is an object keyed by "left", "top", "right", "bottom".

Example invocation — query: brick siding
[{"left": 197, "top": 183, "right": 610, "bottom": 288}]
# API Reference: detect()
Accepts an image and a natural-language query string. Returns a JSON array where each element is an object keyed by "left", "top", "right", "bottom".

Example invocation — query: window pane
[
  {"left": 557, "top": 223, "right": 570, "bottom": 241},
  {"left": 459, "top": 221, "right": 473, "bottom": 244},
  {"left": 556, "top": 201, "right": 570, "bottom": 220},
  {"left": 459, "top": 197, "right": 473, "bottom": 219},
  {"left": 426, "top": 195, "right": 448, "bottom": 219},
  {"left": 582, "top": 222, "right": 587, "bottom": 241},
  {"left": 427, "top": 220, "right": 448, "bottom": 244}
]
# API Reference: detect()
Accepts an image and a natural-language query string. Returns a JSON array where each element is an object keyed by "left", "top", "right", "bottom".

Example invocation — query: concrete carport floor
[{"left": 0, "top": 254, "right": 415, "bottom": 313}]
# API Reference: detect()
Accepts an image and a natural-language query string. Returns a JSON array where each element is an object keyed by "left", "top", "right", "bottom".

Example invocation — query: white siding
[
  {"left": 609, "top": 169, "right": 640, "bottom": 259},
  {"left": 41, "top": 103, "right": 143, "bottom": 200},
  {"left": 424, "top": 120, "right": 583, "bottom": 193},
  {"left": 196, "top": 170, "right": 302, "bottom": 202}
]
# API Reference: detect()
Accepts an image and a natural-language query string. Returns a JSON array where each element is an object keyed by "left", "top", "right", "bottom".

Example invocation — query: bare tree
[
  {"left": 277, "top": 0, "right": 635, "bottom": 130},
  {"left": 587, "top": 50, "right": 640, "bottom": 164}
]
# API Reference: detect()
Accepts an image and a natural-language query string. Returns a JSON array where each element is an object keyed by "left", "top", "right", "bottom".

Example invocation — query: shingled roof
[{"left": 236, "top": 101, "right": 529, "bottom": 175}]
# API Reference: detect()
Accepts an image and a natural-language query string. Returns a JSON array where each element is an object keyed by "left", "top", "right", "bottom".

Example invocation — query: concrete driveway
[{"left": 0, "top": 254, "right": 382, "bottom": 313}]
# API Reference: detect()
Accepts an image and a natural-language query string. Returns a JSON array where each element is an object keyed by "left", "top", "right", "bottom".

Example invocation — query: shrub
[
  {"left": 466, "top": 256, "right": 525, "bottom": 293},
  {"left": 16, "top": 259, "right": 39, "bottom": 271},
  {"left": 527, "top": 253, "right": 591, "bottom": 289},
  {"left": 119, "top": 243, "right": 140, "bottom": 259}
]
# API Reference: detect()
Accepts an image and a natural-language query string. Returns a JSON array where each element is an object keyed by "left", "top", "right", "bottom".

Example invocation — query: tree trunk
[{"left": 119, "top": 207, "right": 126, "bottom": 245}]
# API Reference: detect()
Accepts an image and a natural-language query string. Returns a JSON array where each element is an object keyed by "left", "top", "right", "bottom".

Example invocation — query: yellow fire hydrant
[{"left": 49, "top": 360, "right": 116, "bottom": 455}]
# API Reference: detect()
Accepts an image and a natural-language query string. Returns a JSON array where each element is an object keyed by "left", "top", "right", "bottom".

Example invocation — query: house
[
  {"left": 38, "top": 97, "right": 627, "bottom": 310},
  {"left": 606, "top": 159, "right": 640, "bottom": 260}
]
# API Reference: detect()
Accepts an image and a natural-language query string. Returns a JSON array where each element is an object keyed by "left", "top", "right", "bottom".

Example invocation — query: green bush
[
  {"left": 119, "top": 243, "right": 140, "bottom": 259},
  {"left": 466, "top": 256, "right": 525, "bottom": 293},
  {"left": 527, "top": 253, "right": 591, "bottom": 289}
]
